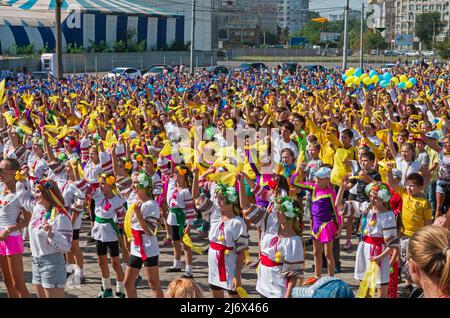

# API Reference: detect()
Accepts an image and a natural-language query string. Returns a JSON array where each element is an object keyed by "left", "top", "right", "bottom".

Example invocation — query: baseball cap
[
  {"left": 291, "top": 277, "right": 354, "bottom": 298},
  {"left": 316, "top": 167, "right": 332, "bottom": 179}
]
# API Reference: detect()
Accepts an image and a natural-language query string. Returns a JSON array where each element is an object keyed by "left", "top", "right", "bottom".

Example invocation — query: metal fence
[{"left": 1, "top": 51, "right": 217, "bottom": 74}]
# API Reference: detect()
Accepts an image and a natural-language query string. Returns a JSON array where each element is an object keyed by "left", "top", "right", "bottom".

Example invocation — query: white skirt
[{"left": 354, "top": 241, "right": 390, "bottom": 285}]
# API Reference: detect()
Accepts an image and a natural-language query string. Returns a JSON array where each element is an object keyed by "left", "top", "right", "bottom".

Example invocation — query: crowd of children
[{"left": 0, "top": 61, "right": 449, "bottom": 298}]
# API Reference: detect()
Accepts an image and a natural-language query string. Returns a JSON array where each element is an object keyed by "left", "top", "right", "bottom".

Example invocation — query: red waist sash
[
  {"left": 210, "top": 242, "right": 232, "bottom": 282},
  {"left": 132, "top": 228, "right": 148, "bottom": 261},
  {"left": 260, "top": 253, "right": 282, "bottom": 267},
  {"left": 362, "top": 235, "right": 384, "bottom": 257}
]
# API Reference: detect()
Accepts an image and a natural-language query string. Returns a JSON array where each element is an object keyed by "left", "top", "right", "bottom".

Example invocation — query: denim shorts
[
  {"left": 32, "top": 253, "right": 66, "bottom": 289},
  {"left": 436, "top": 180, "right": 450, "bottom": 194}
]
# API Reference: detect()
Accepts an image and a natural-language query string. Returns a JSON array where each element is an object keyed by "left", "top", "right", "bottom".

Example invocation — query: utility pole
[
  {"left": 263, "top": 32, "right": 266, "bottom": 47},
  {"left": 360, "top": 3, "right": 364, "bottom": 70},
  {"left": 241, "top": 12, "right": 244, "bottom": 47},
  {"left": 342, "top": 0, "right": 350, "bottom": 70},
  {"left": 55, "top": 0, "right": 63, "bottom": 79},
  {"left": 190, "top": 0, "right": 196, "bottom": 74},
  {"left": 433, "top": 20, "right": 436, "bottom": 47}
]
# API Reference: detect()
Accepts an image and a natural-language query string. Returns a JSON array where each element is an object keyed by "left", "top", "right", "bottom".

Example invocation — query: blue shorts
[
  {"left": 436, "top": 180, "right": 450, "bottom": 194},
  {"left": 32, "top": 253, "right": 66, "bottom": 289}
]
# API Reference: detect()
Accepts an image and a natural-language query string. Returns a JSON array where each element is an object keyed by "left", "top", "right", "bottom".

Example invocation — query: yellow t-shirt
[{"left": 396, "top": 187, "right": 432, "bottom": 237}]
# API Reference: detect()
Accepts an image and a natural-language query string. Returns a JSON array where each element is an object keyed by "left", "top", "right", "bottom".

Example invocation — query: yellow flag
[
  {"left": 104, "top": 130, "right": 118, "bottom": 150},
  {"left": 182, "top": 234, "right": 203, "bottom": 255},
  {"left": 330, "top": 148, "right": 348, "bottom": 186},
  {"left": 124, "top": 203, "right": 136, "bottom": 242},
  {"left": 159, "top": 140, "right": 173, "bottom": 157},
  {"left": 356, "top": 261, "right": 379, "bottom": 298},
  {"left": 18, "top": 123, "right": 33, "bottom": 135},
  {"left": 236, "top": 287, "right": 249, "bottom": 298},
  {"left": 3, "top": 112, "right": 16, "bottom": 126},
  {"left": 0, "top": 79, "right": 6, "bottom": 105}
]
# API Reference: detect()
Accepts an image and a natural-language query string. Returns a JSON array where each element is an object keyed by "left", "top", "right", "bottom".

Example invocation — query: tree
[
  {"left": 365, "top": 30, "right": 388, "bottom": 51},
  {"left": 435, "top": 38, "right": 450, "bottom": 59},
  {"left": 415, "top": 12, "right": 444, "bottom": 49}
]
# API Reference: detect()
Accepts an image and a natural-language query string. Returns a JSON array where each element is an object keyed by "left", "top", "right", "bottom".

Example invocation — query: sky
[{"left": 310, "top": 0, "right": 368, "bottom": 16}]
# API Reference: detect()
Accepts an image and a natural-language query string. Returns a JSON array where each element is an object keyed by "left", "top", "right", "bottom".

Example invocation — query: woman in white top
[
  {"left": 192, "top": 168, "right": 249, "bottom": 298},
  {"left": 0, "top": 158, "right": 31, "bottom": 298},
  {"left": 238, "top": 173, "right": 304, "bottom": 298},
  {"left": 24, "top": 179, "right": 73, "bottom": 298}
]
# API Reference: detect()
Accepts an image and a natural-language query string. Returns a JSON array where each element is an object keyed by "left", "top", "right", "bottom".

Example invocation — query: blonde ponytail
[{"left": 408, "top": 226, "right": 450, "bottom": 296}]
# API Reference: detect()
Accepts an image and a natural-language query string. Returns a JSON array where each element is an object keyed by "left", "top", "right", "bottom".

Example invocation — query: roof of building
[{"left": 0, "top": 0, "right": 180, "bottom": 27}]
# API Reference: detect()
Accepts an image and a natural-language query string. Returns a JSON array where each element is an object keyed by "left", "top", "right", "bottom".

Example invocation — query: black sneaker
[
  {"left": 86, "top": 237, "right": 96, "bottom": 245},
  {"left": 181, "top": 273, "right": 194, "bottom": 279},
  {"left": 115, "top": 291, "right": 126, "bottom": 298},
  {"left": 398, "top": 285, "right": 413, "bottom": 298},
  {"left": 135, "top": 275, "right": 142, "bottom": 287},
  {"left": 97, "top": 288, "right": 113, "bottom": 298},
  {"left": 166, "top": 267, "right": 182, "bottom": 273},
  {"left": 80, "top": 276, "right": 86, "bottom": 284}
]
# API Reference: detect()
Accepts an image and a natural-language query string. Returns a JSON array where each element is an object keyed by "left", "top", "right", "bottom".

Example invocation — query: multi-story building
[
  {"left": 217, "top": 0, "right": 261, "bottom": 47},
  {"left": 328, "top": 9, "right": 362, "bottom": 22},
  {"left": 277, "top": 0, "right": 309, "bottom": 34},
  {"left": 394, "top": 0, "right": 450, "bottom": 44}
]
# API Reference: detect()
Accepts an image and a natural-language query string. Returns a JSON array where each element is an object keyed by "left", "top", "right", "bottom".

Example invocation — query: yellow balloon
[
  {"left": 348, "top": 67, "right": 355, "bottom": 75},
  {"left": 372, "top": 75, "right": 380, "bottom": 83},
  {"left": 354, "top": 77, "right": 362, "bottom": 85},
  {"left": 406, "top": 81, "right": 413, "bottom": 89},
  {"left": 361, "top": 73, "right": 368, "bottom": 79},
  {"left": 363, "top": 77, "right": 373, "bottom": 85},
  {"left": 345, "top": 76, "right": 355, "bottom": 84},
  {"left": 400, "top": 75, "right": 408, "bottom": 82},
  {"left": 391, "top": 77, "right": 399, "bottom": 84}
]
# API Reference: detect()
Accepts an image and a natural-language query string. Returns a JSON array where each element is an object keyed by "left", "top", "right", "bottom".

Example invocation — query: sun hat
[{"left": 316, "top": 166, "right": 332, "bottom": 179}]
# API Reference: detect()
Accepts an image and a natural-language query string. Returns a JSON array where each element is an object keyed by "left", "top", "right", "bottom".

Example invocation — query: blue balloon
[
  {"left": 355, "top": 68, "right": 363, "bottom": 77},
  {"left": 398, "top": 82, "right": 406, "bottom": 89},
  {"left": 379, "top": 80, "right": 388, "bottom": 88},
  {"left": 409, "top": 78, "right": 417, "bottom": 85},
  {"left": 383, "top": 72, "right": 392, "bottom": 81},
  {"left": 369, "top": 70, "right": 378, "bottom": 77},
  {"left": 342, "top": 74, "right": 348, "bottom": 81}
]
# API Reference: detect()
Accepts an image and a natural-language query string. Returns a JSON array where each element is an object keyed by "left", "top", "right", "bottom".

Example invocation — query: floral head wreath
[
  {"left": 274, "top": 196, "right": 301, "bottom": 219},
  {"left": 99, "top": 174, "right": 115, "bottom": 186},
  {"left": 123, "top": 159, "right": 133, "bottom": 172},
  {"left": 215, "top": 183, "right": 238, "bottom": 205},
  {"left": 136, "top": 171, "right": 152, "bottom": 190},
  {"left": 365, "top": 182, "right": 392, "bottom": 203}
]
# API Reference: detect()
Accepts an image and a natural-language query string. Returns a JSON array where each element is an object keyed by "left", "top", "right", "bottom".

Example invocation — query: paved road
[{"left": 0, "top": 219, "right": 388, "bottom": 298}]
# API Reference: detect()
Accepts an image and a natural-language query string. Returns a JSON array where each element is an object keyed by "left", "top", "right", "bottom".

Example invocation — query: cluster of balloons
[{"left": 342, "top": 68, "right": 418, "bottom": 90}]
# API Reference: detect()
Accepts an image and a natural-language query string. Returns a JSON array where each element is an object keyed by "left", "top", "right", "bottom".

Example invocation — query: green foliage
[
  {"left": 14, "top": 44, "right": 35, "bottom": 55},
  {"left": 435, "top": 38, "right": 450, "bottom": 59},
  {"left": 415, "top": 12, "right": 444, "bottom": 49},
  {"left": 66, "top": 43, "right": 86, "bottom": 54},
  {"left": 113, "top": 40, "right": 127, "bottom": 53},
  {"left": 364, "top": 30, "right": 388, "bottom": 51},
  {"left": 89, "top": 40, "right": 109, "bottom": 53},
  {"left": 38, "top": 43, "right": 50, "bottom": 54}
]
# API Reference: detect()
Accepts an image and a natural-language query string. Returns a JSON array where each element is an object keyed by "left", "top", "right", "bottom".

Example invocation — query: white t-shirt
[{"left": 395, "top": 155, "right": 422, "bottom": 186}]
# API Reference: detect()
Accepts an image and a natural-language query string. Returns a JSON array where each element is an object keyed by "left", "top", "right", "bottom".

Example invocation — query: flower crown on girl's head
[
  {"left": 274, "top": 196, "right": 300, "bottom": 219},
  {"left": 99, "top": 174, "right": 115, "bottom": 186},
  {"left": 136, "top": 171, "right": 152, "bottom": 190},
  {"left": 123, "top": 159, "right": 133, "bottom": 172},
  {"left": 365, "top": 182, "right": 392, "bottom": 202},
  {"left": 215, "top": 183, "right": 238, "bottom": 205}
]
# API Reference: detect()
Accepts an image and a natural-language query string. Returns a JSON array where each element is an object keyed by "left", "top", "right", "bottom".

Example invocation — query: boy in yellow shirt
[{"left": 386, "top": 171, "right": 432, "bottom": 297}]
